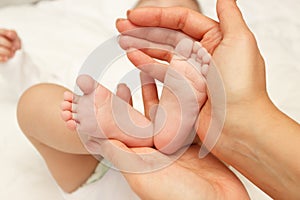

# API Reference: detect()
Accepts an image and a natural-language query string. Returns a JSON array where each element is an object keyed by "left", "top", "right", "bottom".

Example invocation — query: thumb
[
  {"left": 88, "top": 138, "right": 171, "bottom": 174},
  {"left": 217, "top": 0, "right": 249, "bottom": 36}
]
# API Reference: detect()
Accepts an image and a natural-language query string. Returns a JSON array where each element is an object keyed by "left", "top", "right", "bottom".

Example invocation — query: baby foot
[
  {"left": 175, "top": 38, "right": 211, "bottom": 77},
  {"left": 61, "top": 74, "right": 153, "bottom": 147},
  {"left": 153, "top": 38, "right": 211, "bottom": 154},
  {"left": 61, "top": 75, "right": 103, "bottom": 135}
]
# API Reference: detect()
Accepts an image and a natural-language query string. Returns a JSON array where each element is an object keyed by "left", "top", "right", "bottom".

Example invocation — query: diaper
[
  {"left": 82, "top": 160, "right": 110, "bottom": 186},
  {"left": 62, "top": 160, "right": 139, "bottom": 200}
]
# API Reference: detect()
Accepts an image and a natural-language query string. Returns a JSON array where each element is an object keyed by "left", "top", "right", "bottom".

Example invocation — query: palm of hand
[
  {"left": 124, "top": 145, "right": 249, "bottom": 200},
  {"left": 197, "top": 25, "right": 267, "bottom": 147}
]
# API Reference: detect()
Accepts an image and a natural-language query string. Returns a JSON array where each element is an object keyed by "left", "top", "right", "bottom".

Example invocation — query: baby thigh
[{"left": 17, "top": 83, "right": 99, "bottom": 192}]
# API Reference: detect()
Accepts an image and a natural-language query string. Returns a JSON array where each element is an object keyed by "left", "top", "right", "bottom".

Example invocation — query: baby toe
[
  {"left": 63, "top": 91, "right": 74, "bottom": 102},
  {"left": 201, "top": 64, "right": 209, "bottom": 77},
  {"left": 76, "top": 74, "right": 98, "bottom": 95},
  {"left": 192, "top": 42, "right": 202, "bottom": 53},
  {"left": 61, "top": 101, "right": 72, "bottom": 111},
  {"left": 175, "top": 38, "right": 194, "bottom": 58},
  {"left": 197, "top": 47, "right": 208, "bottom": 58},
  {"left": 61, "top": 110, "right": 73, "bottom": 121},
  {"left": 66, "top": 120, "right": 77, "bottom": 130},
  {"left": 202, "top": 54, "right": 211, "bottom": 64}
]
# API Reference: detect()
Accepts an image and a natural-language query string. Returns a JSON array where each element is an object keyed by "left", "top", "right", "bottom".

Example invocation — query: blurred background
[{"left": 0, "top": 0, "right": 299, "bottom": 199}]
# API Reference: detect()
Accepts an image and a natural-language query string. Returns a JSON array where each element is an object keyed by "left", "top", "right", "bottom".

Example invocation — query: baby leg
[
  {"left": 61, "top": 74, "right": 153, "bottom": 148},
  {"left": 153, "top": 39, "right": 211, "bottom": 154},
  {"left": 17, "top": 84, "right": 99, "bottom": 192}
]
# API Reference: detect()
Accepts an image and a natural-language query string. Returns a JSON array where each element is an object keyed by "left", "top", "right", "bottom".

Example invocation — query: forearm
[
  {"left": 135, "top": 0, "right": 200, "bottom": 11},
  {"left": 218, "top": 97, "right": 300, "bottom": 199}
]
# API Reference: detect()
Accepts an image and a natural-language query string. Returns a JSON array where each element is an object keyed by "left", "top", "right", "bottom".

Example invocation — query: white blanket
[{"left": 0, "top": 0, "right": 299, "bottom": 199}]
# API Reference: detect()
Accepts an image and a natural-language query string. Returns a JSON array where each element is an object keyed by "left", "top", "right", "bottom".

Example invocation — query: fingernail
[{"left": 126, "top": 10, "right": 132, "bottom": 17}]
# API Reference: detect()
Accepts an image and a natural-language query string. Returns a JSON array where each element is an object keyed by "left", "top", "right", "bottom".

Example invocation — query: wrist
[
  {"left": 215, "top": 94, "right": 300, "bottom": 198},
  {"left": 216, "top": 94, "right": 280, "bottom": 159}
]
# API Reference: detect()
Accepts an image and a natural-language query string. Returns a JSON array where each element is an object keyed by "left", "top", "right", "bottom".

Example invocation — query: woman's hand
[
  {"left": 116, "top": 1, "right": 267, "bottom": 140},
  {"left": 97, "top": 140, "right": 249, "bottom": 200},
  {"left": 116, "top": 0, "right": 300, "bottom": 198},
  {"left": 89, "top": 69, "right": 249, "bottom": 200}
]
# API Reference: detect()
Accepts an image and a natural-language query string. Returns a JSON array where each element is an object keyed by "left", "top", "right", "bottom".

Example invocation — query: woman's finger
[
  {"left": 119, "top": 34, "right": 175, "bottom": 62},
  {"left": 87, "top": 138, "right": 169, "bottom": 173},
  {"left": 119, "top": 25, "right": 191, "bottom": 48},
  {"left": 127, "top": 7, "right": 218, "bottom": 40},
  {"left": 127, "top": 49, "right": 168, "bottom": 83},
  {"left": 217, "top": 0, "right": 250, "bottom": 36},
  {"left": 140, "top": 72, "right": 159, "bottom": 120},
  {"left": 116, "top": 83, "right": 133, "bottom": 106}
]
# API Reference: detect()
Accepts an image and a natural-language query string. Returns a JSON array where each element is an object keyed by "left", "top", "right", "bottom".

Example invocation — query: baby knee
[
  {"left": 17, "top": 83, "right": 67, "bottom": 134},
  {"left": 18, "top": 84, "right": 51, "bottom": 111}
]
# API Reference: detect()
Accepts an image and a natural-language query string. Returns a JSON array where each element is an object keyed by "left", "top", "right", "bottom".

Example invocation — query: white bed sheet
[{"left": 0, "top": 0, "right": 299, "bottom": 199}]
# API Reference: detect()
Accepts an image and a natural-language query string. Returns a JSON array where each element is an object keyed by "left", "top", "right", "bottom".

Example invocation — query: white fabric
[
  {"left": 0, "top": 51, "right": 40, "bottom": 102},
  {"left": 0, "top": 0, "right": 47, "bottom": 8},
  {"left": 0, "top": 0, "right": 299, "bottom": 199},
  {"left": 63, "top": 168, "right": 139, "bottom": 200}
]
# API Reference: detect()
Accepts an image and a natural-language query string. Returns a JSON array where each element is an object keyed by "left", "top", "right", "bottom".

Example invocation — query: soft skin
[
  {"left": 0, "top": 29, "right": 21, "bottom": 62},
  {"left": 116, "top": 0, "right": 300, "bottom": 199}
]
